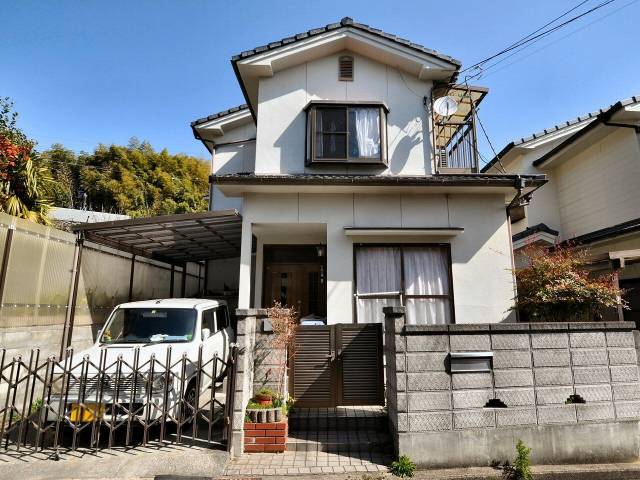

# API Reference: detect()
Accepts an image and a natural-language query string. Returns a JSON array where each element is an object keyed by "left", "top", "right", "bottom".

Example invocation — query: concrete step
[
  {"left": 286, "top": 429, "right": 392, "bottom": 453},
  {"left": 289, "top": 407, "right": 388, "bottom": 432}
]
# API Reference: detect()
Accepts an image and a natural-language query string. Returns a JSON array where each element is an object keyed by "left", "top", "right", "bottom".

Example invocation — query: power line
[
  {"left": 470, "top": 0, "right": 640, "bottom": 82},
  {"left": 460, "top": 0, "right": 616, "bottom": 79}
]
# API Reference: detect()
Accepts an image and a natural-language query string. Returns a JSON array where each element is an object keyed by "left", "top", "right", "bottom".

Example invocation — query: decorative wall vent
[
  {"left": 339, "top": 55, "right": 354, "bottom": 81},
  {"left": 484, "top": 398, "right": 507, "bottom": 408},
  {"left": 566, "top": 394, "right": 586, "bottom": 404}
]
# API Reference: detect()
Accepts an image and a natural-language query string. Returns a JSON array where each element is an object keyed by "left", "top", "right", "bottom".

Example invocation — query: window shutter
[{"left": 339, "top": 55, "right": 354, "bottom": 81}]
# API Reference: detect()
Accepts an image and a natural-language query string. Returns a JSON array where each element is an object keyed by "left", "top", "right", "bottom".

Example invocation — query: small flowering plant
[{"left": 514, "top": 244, "right": 626, "bottom": 322}]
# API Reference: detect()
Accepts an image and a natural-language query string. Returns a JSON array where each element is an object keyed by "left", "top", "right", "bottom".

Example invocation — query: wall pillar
[
  {"left": 384, "top": 305, "right": 407, "bottom": 454},
  {"left": 229, "top": 308, "right": 267, "bottom": 457}
]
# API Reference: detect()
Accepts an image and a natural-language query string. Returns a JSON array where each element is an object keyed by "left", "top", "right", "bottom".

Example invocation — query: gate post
[
  {"left": 229, "top": 308, "right": 267, "bottom": 456},
  {"left": 383, "top": 306, "right": 406, "bottom": 456}
]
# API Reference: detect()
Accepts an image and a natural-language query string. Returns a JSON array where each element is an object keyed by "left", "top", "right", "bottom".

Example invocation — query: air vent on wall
[{"left": 339, "top": 55, "right": 354, "bottom": 81}]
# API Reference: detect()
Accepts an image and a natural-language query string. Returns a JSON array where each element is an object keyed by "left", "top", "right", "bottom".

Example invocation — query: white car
[{"left": 45, "top": 298, "right": 233, "bottom": 423}]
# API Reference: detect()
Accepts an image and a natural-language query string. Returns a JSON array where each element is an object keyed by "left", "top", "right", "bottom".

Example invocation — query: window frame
[
  {"left": 352, "top": 243, "right": 455, "bottom": 324},
  {"left": 305, "top": 101, "right": 389, "bottom": 167}
]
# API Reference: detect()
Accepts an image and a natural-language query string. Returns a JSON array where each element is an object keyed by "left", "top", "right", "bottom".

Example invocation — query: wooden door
[{"left": 264, "top": 263, "right": 325, "bottom": 318}]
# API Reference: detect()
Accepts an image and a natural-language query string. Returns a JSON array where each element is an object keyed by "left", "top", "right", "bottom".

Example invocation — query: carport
[{"left": 62, "top": 210, "right": 242, "bottom": 351}]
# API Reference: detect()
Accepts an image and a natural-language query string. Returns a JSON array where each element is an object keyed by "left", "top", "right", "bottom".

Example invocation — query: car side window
[
  {"left": 216, "top": 305, "right": 229, "bottom": 331},
  {"left": 202, "top": 309, "right": 216, "bottom": 334}
]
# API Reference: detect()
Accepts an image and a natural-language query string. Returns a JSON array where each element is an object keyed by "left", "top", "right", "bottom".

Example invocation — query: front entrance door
[
  {"left": 263, "top": 246, "right": 326, "bottom": 318},
  {"left": 292, "top": 323, "right": 384, "bottom": 407}
]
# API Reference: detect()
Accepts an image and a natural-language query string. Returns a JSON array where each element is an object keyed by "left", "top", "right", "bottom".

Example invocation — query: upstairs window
[{"left": 305, "top": 102, "right": 388, "bottom": 166}]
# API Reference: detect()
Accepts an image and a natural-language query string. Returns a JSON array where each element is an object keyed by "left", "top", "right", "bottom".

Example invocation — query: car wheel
[{"left": 180, "top": 383, "right": 197, "bottom": 425}]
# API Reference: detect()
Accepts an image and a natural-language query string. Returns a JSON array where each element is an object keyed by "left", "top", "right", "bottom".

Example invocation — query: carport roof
[{"left": 73, "top": 210, "right": 242, "bottom": 264}]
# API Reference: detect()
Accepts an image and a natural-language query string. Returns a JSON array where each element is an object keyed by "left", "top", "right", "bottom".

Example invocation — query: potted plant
[{"left": 254, "top": 387, "right": 275, "bottom": 406}]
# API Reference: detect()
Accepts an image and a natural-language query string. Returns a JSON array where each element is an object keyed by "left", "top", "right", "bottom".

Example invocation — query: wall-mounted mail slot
[{"left": 449, "top": 352, "right": 493, "bottom": 373}]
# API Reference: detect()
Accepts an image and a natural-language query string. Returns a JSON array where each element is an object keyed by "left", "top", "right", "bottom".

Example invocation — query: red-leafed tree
[
  {"left": 0, "top": 98, "right": 52, "bottom": 224},
  {"left": 515, "top": 244, "right": 626, "bottom": 322}
]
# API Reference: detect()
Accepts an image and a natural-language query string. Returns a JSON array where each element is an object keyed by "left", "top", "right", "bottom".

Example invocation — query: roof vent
[{"left": 339, "top": 55, "right": 354, "bottom": 81}]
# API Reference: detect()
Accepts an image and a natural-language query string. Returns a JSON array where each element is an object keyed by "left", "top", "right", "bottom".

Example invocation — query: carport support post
[
  {"left": 128, "top": 254, "right": 136, "bottom": 302},
  {"left": 0, "top": 223, "right": 15, "bottom": 305},
  {"left": 180, "top": 263, "right": 187, "bottom": 297},
  {"left": 169, "top": 264, "right": 175, "bottom": 297},
  {"left": 61, "top": 234, "right": 84, "bottom": 357}
]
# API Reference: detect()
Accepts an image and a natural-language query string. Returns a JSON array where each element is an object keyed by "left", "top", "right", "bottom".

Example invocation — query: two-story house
[
  {"left": 192, "top": 17, "right": 545, "bottom": 327},
  {"left": 482, "top": 96, "right": 640, "bottom": 323}
]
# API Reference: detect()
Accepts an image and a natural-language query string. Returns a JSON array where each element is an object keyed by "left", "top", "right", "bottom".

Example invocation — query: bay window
[
  {"left": 354, "top": 245, "right": 453, "bottom": 325},
  {"left": 305, "top": 101, "right": 388, "bottom": 166}
]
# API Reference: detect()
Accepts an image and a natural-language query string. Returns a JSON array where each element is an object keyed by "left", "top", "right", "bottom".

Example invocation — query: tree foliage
[
  {"left": 0, "top": 98, "right": 52, "bottom": 224},
  {"left": 41, "top": 138, "right": 209, "bottom": 217},
  {"left": 515, "top": 244, "right": 625, "bottom": 322}
]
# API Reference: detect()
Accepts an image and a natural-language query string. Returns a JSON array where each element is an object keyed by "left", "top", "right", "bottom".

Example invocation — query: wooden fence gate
[{"left": 291, "top": 323, "right": 383, "bottom": 407}]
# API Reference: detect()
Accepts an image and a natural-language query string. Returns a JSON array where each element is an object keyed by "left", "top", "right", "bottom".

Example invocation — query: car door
[{"left": 200, "top": 306, "right": 229, "bottom": 379}]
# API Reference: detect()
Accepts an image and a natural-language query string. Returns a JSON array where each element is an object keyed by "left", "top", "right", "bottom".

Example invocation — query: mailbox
[{"left": 449, "top": 352, "right": 493, "bottom": 373}]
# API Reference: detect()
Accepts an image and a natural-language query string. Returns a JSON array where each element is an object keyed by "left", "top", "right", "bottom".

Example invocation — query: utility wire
[
  {"left": 460, "top": 0, "right": 616, "bottom": 78},
  {"left": 471, "top": 0, "right": 639, "bottom": 81}
]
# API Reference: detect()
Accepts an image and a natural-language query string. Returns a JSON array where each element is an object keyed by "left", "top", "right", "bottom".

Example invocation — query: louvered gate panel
[
  {"left": 337, "top": 324, "right": 384, "bottom": 406},
  {"left": 292, "top": 326, "right": 335, "bottom": 407}
]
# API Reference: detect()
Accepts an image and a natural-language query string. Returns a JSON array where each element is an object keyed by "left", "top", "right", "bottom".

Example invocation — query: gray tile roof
[
  {"left": 191, "top": 104, "right": 250, "bottom": 128},
  {"left": 210, "top": 172, "right": 546, "bottom": 187},
  {"left": 231, "top": 17, "right": 462, "bottom": 67},
  {"left": 482, "top": 95, "right": 640, "bottom": 172}
]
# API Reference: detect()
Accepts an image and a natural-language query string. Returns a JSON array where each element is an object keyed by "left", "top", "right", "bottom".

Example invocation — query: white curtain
[
  {"left": 357, "top": 298, "right": 401, "bottom": 324},
  {"left": 352, "top": 108, "right": 380, "bottom": 158},
  {"left": 403, "top": 247, "right": 451, "bottom": 325},
  {"left": 356, "top": 247, "right": 401, "bottom": 323},
  {"left": 356, "top": 247, "right": 401, "bottom": 294}
]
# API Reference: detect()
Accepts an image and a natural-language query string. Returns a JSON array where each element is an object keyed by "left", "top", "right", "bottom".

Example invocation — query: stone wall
[{"left": 384, "top": 306, "right": 640, "bottom": 467}]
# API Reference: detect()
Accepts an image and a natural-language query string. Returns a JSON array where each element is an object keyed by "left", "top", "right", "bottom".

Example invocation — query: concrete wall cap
[
  {"left": 404, "top": 325, "right": 448, "bottom": 334},
  {"left": 235, "top": 308, "right": 269, "bottom": 318},
  {"left": 490, "top": 323, "right": 531, "bottom": 332},
  {"left": 448, "top": 324, "right": 490, "bottom": 332}
]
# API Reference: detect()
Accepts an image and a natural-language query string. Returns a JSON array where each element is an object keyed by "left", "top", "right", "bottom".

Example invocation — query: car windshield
[{"left": 100, "top": 308, "right": 197, "bottom": 344}]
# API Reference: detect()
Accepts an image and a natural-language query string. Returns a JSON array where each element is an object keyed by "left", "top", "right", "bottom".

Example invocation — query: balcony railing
[{"left": 431, "top": 84, "right": 486, "bottom": 174}]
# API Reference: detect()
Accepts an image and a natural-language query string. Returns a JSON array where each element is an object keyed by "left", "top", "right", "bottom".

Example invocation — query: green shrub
[
  {"left": 390, "top": 455, "right": 416, "bottom": 478},
  {"left": 503, "top": 440, "right": 533, "bottom": 480}
]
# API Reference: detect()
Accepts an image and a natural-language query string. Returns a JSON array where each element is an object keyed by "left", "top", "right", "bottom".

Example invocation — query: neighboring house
[
  {"left": 483, "top": 96, "right": 640, "bottom": 322},
  {"left": 50, "top": 207, "right": 130, "bottom": 224},
  {"left": 192, "top": 17, "right": 545, "bottom": 326}
]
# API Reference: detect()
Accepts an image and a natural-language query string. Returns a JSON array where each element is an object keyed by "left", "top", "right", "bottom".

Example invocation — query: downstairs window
[{"left": 354, "top": 245, "right": 454, "bottom": 325}]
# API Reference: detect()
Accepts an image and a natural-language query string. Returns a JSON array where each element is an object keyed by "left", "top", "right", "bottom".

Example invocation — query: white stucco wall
[
  {"left": 210, "top": 122, "right": 256, "bottom": 212},
  {"left": 254, "top": 52, "right": 433, "bottom": 176},
  {"left": 238, "top": 192, "right": 516, "bottom": 324}
]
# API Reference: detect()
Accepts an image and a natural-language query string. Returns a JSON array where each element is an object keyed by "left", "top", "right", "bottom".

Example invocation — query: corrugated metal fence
[{"left": 0, "top": 213, "right": 204, "bottom": 358}]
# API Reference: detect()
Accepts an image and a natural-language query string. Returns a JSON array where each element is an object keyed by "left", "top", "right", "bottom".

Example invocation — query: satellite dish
[{"left": 433, "top": 96, "right": 458, "bottom": 117}]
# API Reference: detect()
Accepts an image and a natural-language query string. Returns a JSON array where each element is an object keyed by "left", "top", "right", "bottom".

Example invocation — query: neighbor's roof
[
  {"left": 512, "top": 223, "right": 559, "bottom": 243},
  {"left": 232, "top": 17, "right": 462, "bottom": 67},
  {"left": 210, "top": 172, "right": 546, "bottom": 188},
  {"left": 481, "top": 95, "right": 640, "bottom": 173}
]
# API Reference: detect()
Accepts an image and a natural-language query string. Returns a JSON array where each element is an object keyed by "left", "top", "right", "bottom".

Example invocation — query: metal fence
[{"left": 0, "top": 345, "right": 238, "bottom": 453}]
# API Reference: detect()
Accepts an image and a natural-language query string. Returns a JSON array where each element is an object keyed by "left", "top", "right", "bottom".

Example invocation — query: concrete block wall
[{"left": 384, "top": 306, "right": 640, "bottom": 467}]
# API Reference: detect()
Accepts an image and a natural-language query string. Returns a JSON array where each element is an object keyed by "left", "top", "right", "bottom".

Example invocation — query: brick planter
[{"left": 244, "top": 420, "right": 288, "bottom": 453}]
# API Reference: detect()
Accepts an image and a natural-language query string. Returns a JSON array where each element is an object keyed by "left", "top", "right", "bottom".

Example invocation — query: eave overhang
[{"left": 211, "top": 173, "right": 547, "bottom": 197}]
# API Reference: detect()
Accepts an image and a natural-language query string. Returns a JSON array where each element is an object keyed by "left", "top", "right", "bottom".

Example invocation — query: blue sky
[{"left": 2, "top": 0, "right": 639, "bottom": 163}]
